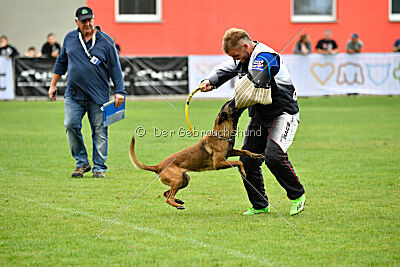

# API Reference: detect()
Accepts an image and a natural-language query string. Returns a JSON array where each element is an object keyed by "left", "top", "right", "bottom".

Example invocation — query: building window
[
  {"left": 390, "top": 0, "right": 400, "bottom": 21},
  {"left": 116, "top": 0, "right": 162, "bottom": 23},
  {"left": 291, "top": 0, "right": 336, "bottom": 23}
]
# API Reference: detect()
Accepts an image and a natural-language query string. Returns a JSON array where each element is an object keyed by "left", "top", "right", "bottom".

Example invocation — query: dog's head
[{"left": 216, "top": 99, "right": 245, "bottom": 125}]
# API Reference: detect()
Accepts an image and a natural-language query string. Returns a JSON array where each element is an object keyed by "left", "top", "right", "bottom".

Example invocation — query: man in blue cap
[
  {"left": 346, "top": 33, "right": 363, "bottom": 54},
  {"left": 48, "top": 6, "right": 126, "bottom": 178}
]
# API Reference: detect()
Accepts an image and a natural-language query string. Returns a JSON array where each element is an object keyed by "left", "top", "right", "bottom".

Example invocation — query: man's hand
[
  {"left": 51, "top": 51, "right": 59, "bottom": 58},
  {"left": 49, "top": 74, "right": 61, "bottom": 101},
  {"left": 114, "top": 93, "right": 125, "bottom": 108},
  {"left": 48, "top": 85, "right": 57, "bottom": 101},
  {"left": 199, "top": 80, "right": 213, "bottom": 92}
]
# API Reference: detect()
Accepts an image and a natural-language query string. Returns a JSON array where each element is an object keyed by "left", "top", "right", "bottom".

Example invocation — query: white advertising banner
[
  {"left": 188, "top": 53, "right": 400, "bottom": 97},
  {"left": 283, "top": 53, "right": 400, "bottom": 96},
  {"left": 0, "top": 56, "right": 15, "bottom": 100}
]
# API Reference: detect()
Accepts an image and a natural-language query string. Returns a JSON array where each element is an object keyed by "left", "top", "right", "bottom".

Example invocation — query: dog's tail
[{"left": 129, "top": 136, "right": 159, "bottom": 173}]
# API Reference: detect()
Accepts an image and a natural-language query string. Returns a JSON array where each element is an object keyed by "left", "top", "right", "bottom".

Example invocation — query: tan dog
[{"left": 129, "top": 100, "right": 264, "bottom": 209}]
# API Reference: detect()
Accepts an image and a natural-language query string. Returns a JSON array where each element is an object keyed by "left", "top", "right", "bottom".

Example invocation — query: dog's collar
[{"left": 210, "top": 130, "right": 234, "bottom": 143}]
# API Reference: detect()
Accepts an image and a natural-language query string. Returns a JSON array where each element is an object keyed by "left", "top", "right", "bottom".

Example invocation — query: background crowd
[
  {"left": 1, "top": 30, "right": 400, "bottom": 59},
  {"left": 0, "top": 33, "right": 60, "bottom": 59},
  {"left": 294, "top": 29, "right": 399, "bottom": 55}
]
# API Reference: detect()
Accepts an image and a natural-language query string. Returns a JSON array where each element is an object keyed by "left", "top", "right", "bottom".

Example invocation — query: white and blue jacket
[{"left": 205, "top": 42, "right": 299, "bottom": 120}]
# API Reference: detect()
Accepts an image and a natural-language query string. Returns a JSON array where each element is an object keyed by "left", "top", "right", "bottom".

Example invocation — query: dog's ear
[{"left": 217, "top": 111, "right": 228, "bottom": 125}]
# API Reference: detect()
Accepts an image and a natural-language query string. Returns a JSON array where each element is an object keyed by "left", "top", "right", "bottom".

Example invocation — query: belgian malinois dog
[{"left": 129, "top": 100, "right": 264, "bottom": 209}]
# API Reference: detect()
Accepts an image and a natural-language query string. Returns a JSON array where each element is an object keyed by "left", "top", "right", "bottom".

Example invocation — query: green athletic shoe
[
  {"left": 243, "top": 206, "right": 270, "bottom": 215},
  {"left": 290, "top": 195, "right": 306, "bottom": 216}
]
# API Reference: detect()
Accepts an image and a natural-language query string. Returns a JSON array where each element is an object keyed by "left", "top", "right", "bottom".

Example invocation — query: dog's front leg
[
  {"left": 229, "top": 149, "right": 265, "bottom": 160},
  {"left": 213, "top": 155, "right": 246, "bottom": 177}
]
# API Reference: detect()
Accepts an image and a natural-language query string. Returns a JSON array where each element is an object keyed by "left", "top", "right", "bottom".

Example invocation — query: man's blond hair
[{"left": 222, "top": 28, "right": 252, "bottom": 54}]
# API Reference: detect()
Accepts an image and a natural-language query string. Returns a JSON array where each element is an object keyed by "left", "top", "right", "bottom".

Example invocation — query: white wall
[{"left": 0, "top": 0, "right": 86, "bottom": 56}]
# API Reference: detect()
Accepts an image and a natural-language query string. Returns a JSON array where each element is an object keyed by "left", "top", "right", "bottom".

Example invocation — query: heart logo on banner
[{"left": 311, "top": 63, "right": 335, "bottom": 85}]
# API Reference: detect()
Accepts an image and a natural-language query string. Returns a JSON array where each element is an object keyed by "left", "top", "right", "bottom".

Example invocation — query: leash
[{"left": 185, "top": 87, "right": 201, "bottom": 136}]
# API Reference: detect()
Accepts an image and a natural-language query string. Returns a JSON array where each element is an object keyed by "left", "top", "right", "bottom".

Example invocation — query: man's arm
[
  {"left": 293, "top": 42, "right": 300, "bottom": 54},
  {"left": 107, "top": 38, "right": 126, "bottom": 107},
  {"left": 53, "top": 39, "right": 68, "bottom": 74},
  {"left": 51, "top": 43, "right": 61, "bottom": 58},
  {"left": 249, "top": 52, "right": 280, "bottom": 88},
  {"left": 200, "top": 60, "right": 239, "bottom": 92},
  {"left": 315, "top": 40, "right": 326, "bottom": 54},
  {"left": 48, "top": 73, "right": 61, "bottom": 101},
  {"left": 49, "top": 37, "right": 68, "bottom": 100},
  {"left": 346, "top": 41, "right": 354, "bottom": 54},
  {"left": 331, "top": 40, "right": 339, "bottom": 54},
  {"left": 199, "top": 79, "right": 213, "bottom": 92},
  {"left": 11, "top": 46, "right": 19, "bottom": 57},
  {"left": 354, "top": 41, "right": 362, "bottom": 53},
  {"left": 307, "top": 42, "right": 312, "bottom": 54}
]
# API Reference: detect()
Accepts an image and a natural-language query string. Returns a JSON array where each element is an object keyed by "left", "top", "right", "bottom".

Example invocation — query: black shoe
[
  {"left": 93, "top": 172, "right": 105, "bottom": 178},
  {"left": 71, "top": 164, "right": 91, "bottom": 178}
]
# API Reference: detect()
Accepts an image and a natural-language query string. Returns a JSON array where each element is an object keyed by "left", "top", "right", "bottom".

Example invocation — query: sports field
[{"left": 0, "top": 96, "right": 399, "bottom": 266}]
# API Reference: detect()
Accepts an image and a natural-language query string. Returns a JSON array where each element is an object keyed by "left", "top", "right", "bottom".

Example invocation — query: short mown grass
[{"left": 0, "top": 96, "right": 399, "bottom": 266}]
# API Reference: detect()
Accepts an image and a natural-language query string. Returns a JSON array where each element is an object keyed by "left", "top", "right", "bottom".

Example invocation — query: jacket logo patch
[{"left": 252, "top": 60, "right": 264, "bottom": 71}]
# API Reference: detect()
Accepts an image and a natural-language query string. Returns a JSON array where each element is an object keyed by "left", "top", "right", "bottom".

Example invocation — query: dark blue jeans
[{"left": 64, "top": 97, "right": 108, "bottom": 173}]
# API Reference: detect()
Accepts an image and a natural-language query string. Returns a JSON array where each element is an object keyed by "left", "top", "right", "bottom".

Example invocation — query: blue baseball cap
[{"left": 352, "top": 33, "right": 359, "bottom": 38}]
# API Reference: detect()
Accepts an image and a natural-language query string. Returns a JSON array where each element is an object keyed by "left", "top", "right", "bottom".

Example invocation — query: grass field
[{"left": 0, "top": 96, "right": 399, "bottom": 266}]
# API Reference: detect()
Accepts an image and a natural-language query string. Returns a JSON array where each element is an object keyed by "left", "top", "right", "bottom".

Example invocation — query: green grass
[{"left": 0, "top": 96, "right": 399, "bottom": 266}]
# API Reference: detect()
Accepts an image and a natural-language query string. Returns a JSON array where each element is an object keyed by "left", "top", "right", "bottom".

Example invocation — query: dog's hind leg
[
  {"left": 180, "top": 172, "right": 191, "bottom": 189},
  {"left": 165, "top": 182, "right": 185, "bottom": 209},
  {"left": 162, "top": 172, "right": 189, "bottom": 205},
  {"left": 163, "top": 189, "right": 185, "bottom": 205},
  {"left": 159, "top": 167, "right": 185, "bottom": 209},
  {"left": 174, "top": 172, "right": 191, "bottom": 204}
]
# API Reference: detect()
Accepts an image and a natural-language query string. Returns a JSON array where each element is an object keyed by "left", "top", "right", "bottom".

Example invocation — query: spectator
[
  {"left": 24, "top": 46, "right": 37, "bottom": 57},
  {"left": 48, "top": 6, "right": 126, "bottom": 178},
  {"left": 294, "top": 34, "right": 312, "bottom": 55},
  {"left": 40, "top": 33, "right": 61, "bottom": 58},
  {"left": 0, "top": 35, "right": 19, "bottom": 58},
  {"left": 393, "top": 38, "right": 400, "bottom": 52},
  {"left": 316, "top": 29, "right": 338, "bottom": 55},
  {"left": 346, "top": 33, "right": 363, "bottom": 54}
]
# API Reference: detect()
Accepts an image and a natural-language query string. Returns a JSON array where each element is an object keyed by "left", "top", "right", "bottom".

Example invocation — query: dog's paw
[
  {"left": 176, "top": 206, "right": 185, "bottom": 210},
  {"left": 175, "top": 199, "right": 185, "bottom": 205},
  {"left": 239, "top": 169, "right": 247, "bottom": 178}
]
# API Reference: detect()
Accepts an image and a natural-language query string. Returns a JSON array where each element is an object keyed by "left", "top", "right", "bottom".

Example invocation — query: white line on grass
[{"left": 5, "top": 193, "right": 274, "bottom": 266}]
